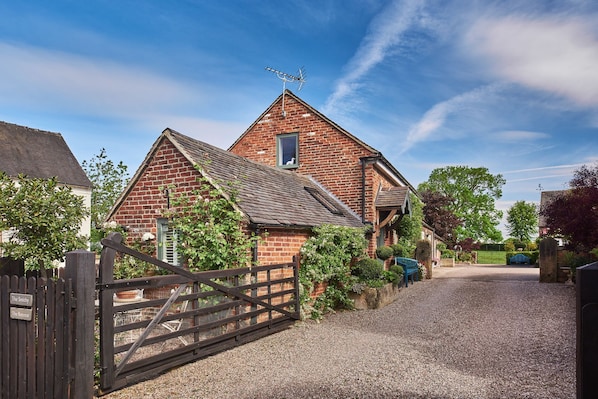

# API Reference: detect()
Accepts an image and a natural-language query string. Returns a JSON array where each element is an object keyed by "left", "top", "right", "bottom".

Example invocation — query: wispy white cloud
[
  {"left": 322, "top": 0, "right": 424, "bottom": 115},
  {"left": 466, "top": 15, "right": 598, "bottom": 108},
  {"left": 0, "top": 42, "right": 204, "bottom": 118},
  {"left": 401, "top": 83, "right": 505, "bottom": 153},
  {"left": 500, "top": 164, "right": 586, "bottom": 175},
  {"left": 493, "top": 130, "right": 550, "bottom": 142}
]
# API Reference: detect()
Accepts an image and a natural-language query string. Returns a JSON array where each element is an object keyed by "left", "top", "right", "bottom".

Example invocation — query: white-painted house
[{"left": 0, "top": 121, "right": 92, "bottom": 254}]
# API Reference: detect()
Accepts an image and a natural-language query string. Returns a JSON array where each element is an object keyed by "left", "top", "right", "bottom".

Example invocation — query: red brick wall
[
  {"left": 229, "top": 95, "right": 374, "bottom": 222},
  {"left": 256, "top": 228, "right": 310, "bottom": 265},
  {"left": 110, "top": 138, "right": 199, "bottom": 249},
  {"left": 110, "top": 137, "right": 313, "bottom": 266}
]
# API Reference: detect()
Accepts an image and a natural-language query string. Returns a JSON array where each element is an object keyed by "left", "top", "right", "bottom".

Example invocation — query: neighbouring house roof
[
  {"left": 111, "top": 128, "right": 363, "bottom": 229},
  {"left": 229, "top": 89, "right": 418, "bottom": 194},
  {"left": 0, "top": 121, "right": 91, "bottom": 188}
]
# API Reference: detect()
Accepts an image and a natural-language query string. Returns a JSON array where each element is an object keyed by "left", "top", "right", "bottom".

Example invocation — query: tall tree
[
  {"left": 540, "top": 163, "right": 598, "bottom": 251},
  {"left": 82, "top": 148, "right": 129, "bottom": 249},
  {"left": 420, "top": 190, "right": 463, "bottom": 247},
  {"left": 418, "top": 166, "right": 505, "bottom": 242},
  {"left": 0, "top": 172, "right": 88, "bottom": 276},
  {"left": 506, "top": 200, "right": 538, "bottom": 242}
]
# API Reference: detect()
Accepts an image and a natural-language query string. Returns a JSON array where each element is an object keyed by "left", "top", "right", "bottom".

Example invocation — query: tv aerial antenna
[{"left": 265, "top": 66, "right": 306, "bottom": 117}]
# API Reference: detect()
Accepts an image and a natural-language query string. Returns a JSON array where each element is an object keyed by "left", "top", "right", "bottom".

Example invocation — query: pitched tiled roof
[
  {"left": 0, "top": 121, "right": 91, "bottom": 188},
  {"left": 375, "top": 186, "right": 411, "bottom": 214},
  {"left": 150, "top": 129, "right": 363, "bottom": 229}
]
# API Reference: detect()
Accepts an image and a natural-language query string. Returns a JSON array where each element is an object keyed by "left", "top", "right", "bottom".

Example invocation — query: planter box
[
  {"left": 440, "top": 258, "right": 454, "bottom": 267},
  {"left": 349, "top": 283, "right": 401, "bottom": 310}
]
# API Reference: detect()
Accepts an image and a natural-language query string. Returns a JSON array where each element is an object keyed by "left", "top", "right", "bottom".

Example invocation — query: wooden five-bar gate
[{"left": 97, "top": 233, "right": 300, "bottom": 394}]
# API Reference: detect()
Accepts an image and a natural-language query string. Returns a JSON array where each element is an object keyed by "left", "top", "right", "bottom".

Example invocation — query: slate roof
[
  {"left": 375, "top": 186, "right": 411, "bottom": 215},
  {"left": 0, "top": 121, "right": 91, "bottom": 188},
  {"left": 117, "top": 128, "right": 363, "bottom": 229}
]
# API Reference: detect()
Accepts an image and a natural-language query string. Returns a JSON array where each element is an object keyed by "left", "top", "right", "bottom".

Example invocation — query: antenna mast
[{"left": 265, "top": 66, "right": 306, "bottom": 117}]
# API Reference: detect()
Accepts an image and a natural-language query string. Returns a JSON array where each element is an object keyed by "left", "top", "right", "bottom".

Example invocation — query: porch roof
[{"left": 375, "top": 186, "right": 411, "bottom": 215}]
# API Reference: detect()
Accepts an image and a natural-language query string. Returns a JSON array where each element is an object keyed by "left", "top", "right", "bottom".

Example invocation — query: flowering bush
[{"left": 299, "top": 224, "right": 367, "bottom": 320}]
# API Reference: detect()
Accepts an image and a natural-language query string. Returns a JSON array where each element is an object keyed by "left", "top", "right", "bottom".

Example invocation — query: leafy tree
[
  {"left": 0, "top": 172, "right": 88, "bottom": 277},
  {"left": 418, "top": 166, "right": 505, "bottom": 242},
  {"left": 506, "top": 200, "right": 538, "bottom": 242},
  {"left": 420, "top": 190, "right": 463, "bottom": 247},
  {"left": 540, "top": 163, "right": 598, "bottom": 251},
  {"left": 81, "top": 148, "right": 129, "bottom": 250}
]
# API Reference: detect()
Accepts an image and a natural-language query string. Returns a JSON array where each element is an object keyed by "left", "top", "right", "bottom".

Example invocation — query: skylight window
[{"left": 304, "top": 186, "right": 344, "bottom": 216}]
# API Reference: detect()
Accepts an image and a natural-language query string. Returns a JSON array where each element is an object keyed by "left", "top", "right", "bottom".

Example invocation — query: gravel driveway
[{"left": 102, "top": 264, "right": 576, "bottom": 399}]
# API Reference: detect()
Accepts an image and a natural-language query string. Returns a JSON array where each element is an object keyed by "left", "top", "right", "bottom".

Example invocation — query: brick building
[
  {"left": 229, "top": 90, "right": 417, "bottom": 255},
  {"left": 107, "top": 128, "right": 363, "bottom": 266}
]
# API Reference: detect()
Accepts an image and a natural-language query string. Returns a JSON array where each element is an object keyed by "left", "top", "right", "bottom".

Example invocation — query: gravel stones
[{"left": 101, "top": 265, "right": 576, "bottom": 399}]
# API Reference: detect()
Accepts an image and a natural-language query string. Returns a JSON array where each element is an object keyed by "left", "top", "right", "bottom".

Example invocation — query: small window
[
  {"left": 277, "top": 133, "right": 298, "bottom": 168},
  {"left": 157, "top": 218, "right": 181, "bottom": 266}
]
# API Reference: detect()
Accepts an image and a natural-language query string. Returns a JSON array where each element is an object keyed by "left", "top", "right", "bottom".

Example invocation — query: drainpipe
[
  {"left": 251, "top": 225, "right": 260, "bottom": 263},
  {"left": 359, "top": 155, "right": 381, "bottom": 224}
]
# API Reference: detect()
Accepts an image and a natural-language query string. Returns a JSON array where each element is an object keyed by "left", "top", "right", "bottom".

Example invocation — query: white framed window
[
  {"left": 157, "top": 218, "right": 181, "bottom": 266},
  {"left": 277, "top": 133, "right": 298, "bottom": 168}
]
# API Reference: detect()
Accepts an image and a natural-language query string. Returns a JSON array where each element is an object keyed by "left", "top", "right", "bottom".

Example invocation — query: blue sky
[{"left": 1, "top": 0, "right": 597, "bottom": 238}]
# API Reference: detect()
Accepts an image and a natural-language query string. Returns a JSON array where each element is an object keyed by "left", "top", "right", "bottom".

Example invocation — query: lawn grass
[{"left": 477, "top": 250, "right": 507, "bottom": 264}]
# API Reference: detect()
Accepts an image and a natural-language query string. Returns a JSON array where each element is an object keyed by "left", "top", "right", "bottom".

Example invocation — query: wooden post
[
  {"left": 64, "top": 250, "right": 96, "bottom": 399},
  {"left": 539, "top": 237, "right": 558, "bottom": 283}
]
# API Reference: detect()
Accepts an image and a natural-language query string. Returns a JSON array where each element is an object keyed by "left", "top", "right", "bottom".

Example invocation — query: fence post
[
  {"left": 65, "top": 250, "right": 96, "bottom": 399},
  {"left": 577, "top": 262, "right": 598, "bottom": 399}
]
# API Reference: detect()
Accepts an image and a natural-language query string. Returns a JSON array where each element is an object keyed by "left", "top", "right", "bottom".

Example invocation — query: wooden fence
[{"left": 0, "top": 251, "right": 95, "bottom": 399}]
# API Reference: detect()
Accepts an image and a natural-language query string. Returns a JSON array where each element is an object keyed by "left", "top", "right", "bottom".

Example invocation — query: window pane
[{"left": 279, "top": 135, "right": 297, "bottom": 166}]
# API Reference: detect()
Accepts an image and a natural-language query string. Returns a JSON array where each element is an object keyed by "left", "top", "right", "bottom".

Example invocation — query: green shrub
[
  {"left": 376, "top": 245, "right": 394, "bottom": 260},
  {"left": 391, "top": 243, "right": 406, "bottom": 257},
  {"left": 386, "top": 264, "right": 404, "bottom": 285},
  {"left": 352, "top": 258, "right": 384, "bottom": 280}
]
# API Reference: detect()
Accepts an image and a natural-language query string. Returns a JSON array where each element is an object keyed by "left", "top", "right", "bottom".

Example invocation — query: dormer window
[{"left": 277, "top": 133, "right": 298, "bottom": 168}]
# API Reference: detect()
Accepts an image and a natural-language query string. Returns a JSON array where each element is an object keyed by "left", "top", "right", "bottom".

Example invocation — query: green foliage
[
  {"left": 166, "top": 170, "right": 254, "bottom": 272},
  {"left": 0, "top": 173, "right": 88, "bottom": 275},
  {"left": 113, "top": 234, "right": 165, "bottom": 279},
  {"left": 418, "top": 165, "right": 505, "bottom": 242},
  {"left": 299, "top": 224, "right": 368, "bottom": 320},
  {"left": 396, "top": 193, "right": 423, "bottom": 246},
  {"left": 375, "top": 245, "right": 394, "bottom": 260},
  {"left": 387, "top": 264, "right": 404, "bottom": 284},
  {"left": 391, "top": 242, "right": 408, "bottom": 257},
  {"left": 506, "top": 201, "right": 538, "bottom": 242},
  {"left": 81, "top": 149, "right": 129, "bottom": 252},
  {"left": 352, "top": 258, "right": 384, "bottom": 280}
]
